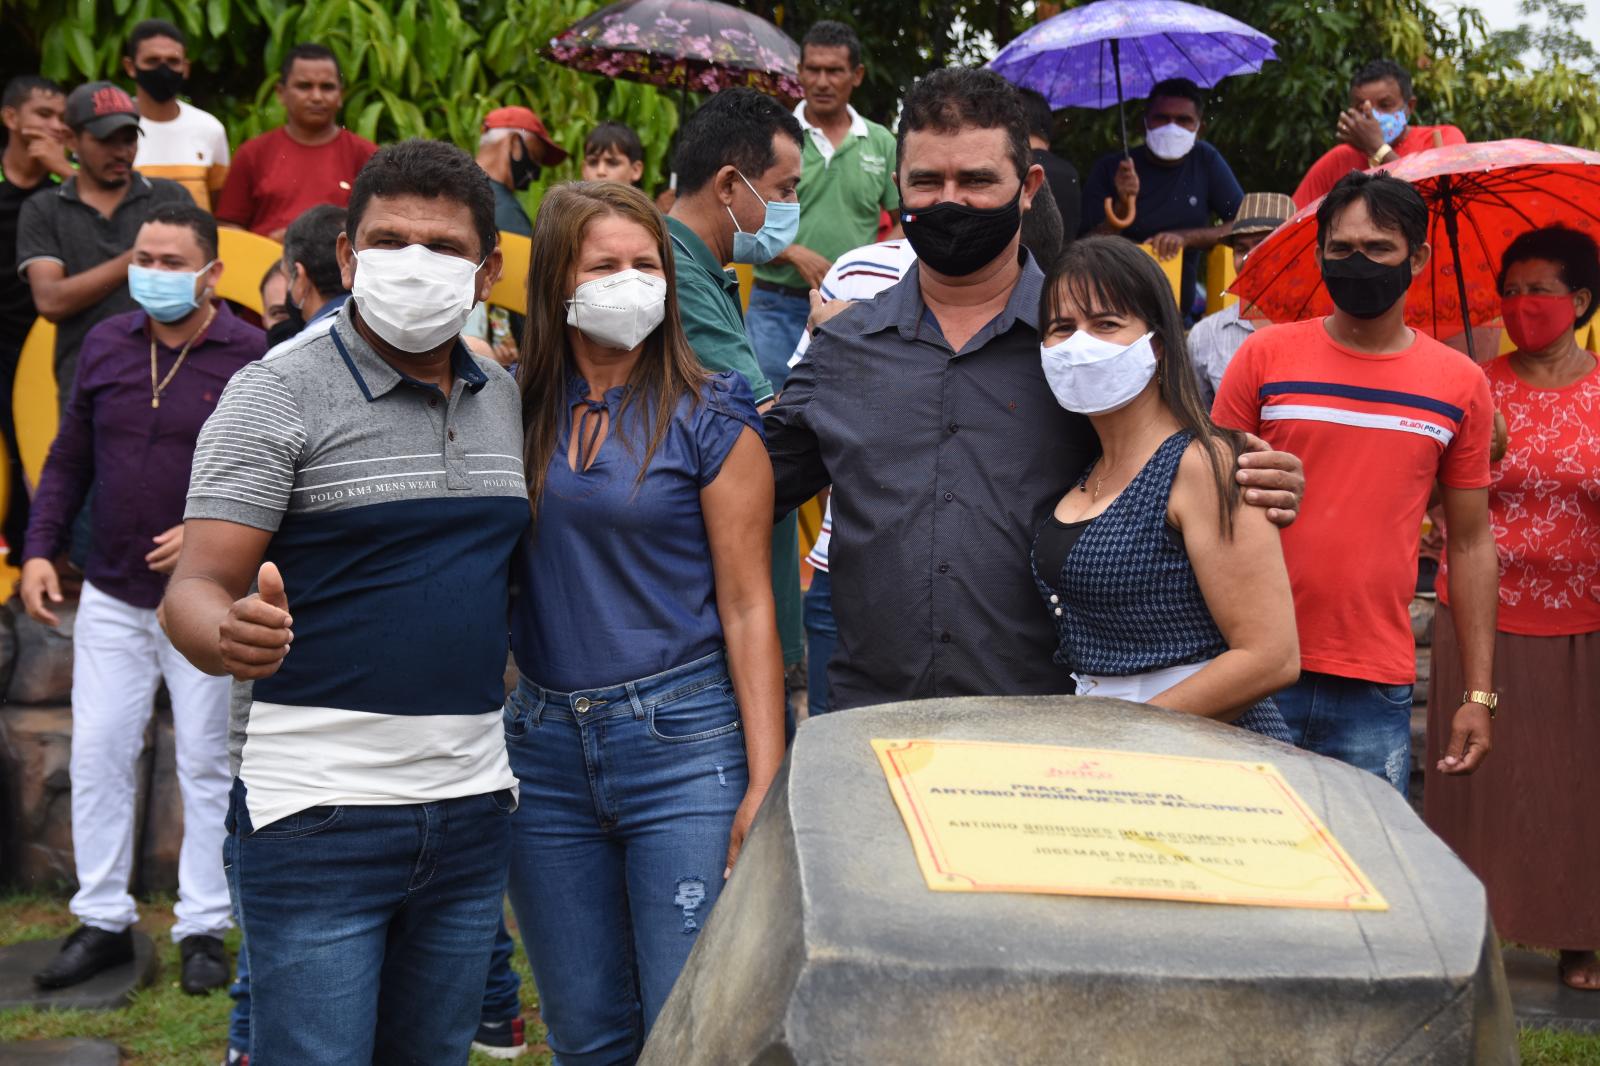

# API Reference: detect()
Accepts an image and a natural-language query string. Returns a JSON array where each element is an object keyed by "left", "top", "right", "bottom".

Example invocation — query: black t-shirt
[
  {"left": 1033, "top": 148, "right": 1081, "bottom": 249},
  {"left": 0, "top": 170, "right": 58, "bottom": 356}
]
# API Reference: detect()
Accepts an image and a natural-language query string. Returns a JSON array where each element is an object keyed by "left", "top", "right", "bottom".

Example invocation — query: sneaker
[
  {"left": 32, "top": 925, "right": 134, "bottom": 989},
  {"left": 179, "top": 934, "right": 230, "bottom": 995},
  {"left": 471, "top": 1016, "right": 528, "bottom": 1059},
  {"left": 221, "top": 1050, "right": 248, "bottom": 1066}
]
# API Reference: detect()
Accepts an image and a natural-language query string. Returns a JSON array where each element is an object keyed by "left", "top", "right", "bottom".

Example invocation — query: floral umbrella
[
  {"left": 1229, "top": 139, "right": 1600, "bottom": 358},
  {"left": 546, "top": 0, "right": 802, "bottom": 114}
]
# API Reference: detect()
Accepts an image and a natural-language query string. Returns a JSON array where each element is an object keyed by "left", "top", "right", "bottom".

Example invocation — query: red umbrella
[{"left": 1229, "top": 139, "right": 1600, "bottom": 358}]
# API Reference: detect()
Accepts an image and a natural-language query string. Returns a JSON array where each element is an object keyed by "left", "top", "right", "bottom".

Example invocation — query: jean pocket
[
  {"left": 647, "top": 680, "right": 742, "bottom": 744},
  {"left": 503, "top": 700, "right": 527, "bottom": 740},
  {"left": 249, "top": 805, "right": 342, "bottom": 839},
  {"left": 487, "top": 788, "right": 515, "bottom": 814},
  {"left": 1373, "top": 683, "right": 1415, "bottom": 708}
]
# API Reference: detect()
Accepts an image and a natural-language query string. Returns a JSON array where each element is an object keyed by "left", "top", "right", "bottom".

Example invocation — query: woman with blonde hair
[{"left": 502, "top": 181, "right": 785, "bottom": 1060}]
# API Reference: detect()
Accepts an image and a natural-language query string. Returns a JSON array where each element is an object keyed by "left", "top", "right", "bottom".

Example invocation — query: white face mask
[
  {"left": 351, "top": 245, "right": 482, "bottom": 353},
  {"left": 1146, "top": 123, "right": 1197, "bottom": 162},
  {"left": 1040, "top": 330, "right": 1158, "bottom": 415},
  {"left": 566, "top": 269, "right": 668, "bottom": 351}
]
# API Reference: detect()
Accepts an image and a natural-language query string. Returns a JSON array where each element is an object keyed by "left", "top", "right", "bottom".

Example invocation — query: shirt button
[
  {"left": 948, "top": 422, "right": 959, "bottom": 433},
  {"left": 939, "top": 631, "right": 952, "bottom": 643},
  {"left": 1054, "top": 607, "right": 1063, "bottom": 617},
  {"left": 1049, "top": 594, "right": 1060, "bottom": 604},
  {"left": 943, "top": 491, "right": 954, "bottom": 502},
  {"left": 937, "top": 562, "right": 950, "bottom": 574},
  {"left": 447, "top": 428, "right": 457, "bottom": 441},
  {"left": 429, "top": 397, "right": 438, "bottom": 408}
]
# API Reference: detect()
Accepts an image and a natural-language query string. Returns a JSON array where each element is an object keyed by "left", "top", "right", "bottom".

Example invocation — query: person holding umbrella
[
  {"left": 1426, "top": 224, "right": 1600, "bottom": 992},
  {"left": 1079, "top": 78, "right": 1243, "bottom": 323},
  {"left": 1213, "top": 171, "right": 1497, "bottom": 795}
]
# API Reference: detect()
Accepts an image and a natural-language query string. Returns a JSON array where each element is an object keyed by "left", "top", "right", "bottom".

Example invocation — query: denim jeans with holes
[
  {"left": 1275, "top": 670, "right": 1415, "bottom": 796},
  {"left": 502, "top": 649, "right": 748, "bottom": 1066}
]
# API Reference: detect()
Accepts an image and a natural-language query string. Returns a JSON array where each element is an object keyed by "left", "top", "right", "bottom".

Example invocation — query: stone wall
[{"left": 0, "top": 597, "right": 181, "bottom": 894}]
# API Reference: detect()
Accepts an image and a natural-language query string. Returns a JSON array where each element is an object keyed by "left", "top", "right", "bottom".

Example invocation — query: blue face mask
[
  {"left": 728, "top": 171, "right": 799, "bottom": 265},
  {"left": 128, "top": 261, "right": 214, "bottom": 323},
  {"left": 1375, "top": 107, "right": 1408, "bottom": 146}
]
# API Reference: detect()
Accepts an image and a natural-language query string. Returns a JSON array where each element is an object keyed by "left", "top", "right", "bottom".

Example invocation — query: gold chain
[{"left": 149, "top": 303, "right": 216, "bottom": 409}]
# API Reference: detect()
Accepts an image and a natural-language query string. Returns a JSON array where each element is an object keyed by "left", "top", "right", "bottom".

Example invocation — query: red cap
[{"left": 482, "top": 106, "right": 567, "bottom": 165}]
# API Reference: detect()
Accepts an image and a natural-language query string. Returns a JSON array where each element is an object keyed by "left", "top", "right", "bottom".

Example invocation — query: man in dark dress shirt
[
  {"left": 21, "top": 203, "right": 264, "bottom": 993},
  {"left": 1016, "top": 87, "right": 1079, "bottom": 250},
  {"left": 765, "top": 68, "right": 1303, "bottom": 711}
]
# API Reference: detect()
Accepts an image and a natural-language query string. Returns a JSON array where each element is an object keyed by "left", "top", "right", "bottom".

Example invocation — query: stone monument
[{"left": 641, "top": 696, "right": 1516, "bottom": 1066}]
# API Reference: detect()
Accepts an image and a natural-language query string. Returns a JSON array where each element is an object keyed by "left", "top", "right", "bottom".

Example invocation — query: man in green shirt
[
  {"left": 665, "top": 89, "right": 808, "bottom": 714},
  {"left": 747, "top": 20, "right": 900, "bottom": 393}
]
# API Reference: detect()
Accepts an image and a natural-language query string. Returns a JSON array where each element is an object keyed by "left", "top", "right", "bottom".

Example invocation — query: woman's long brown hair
[{"left": 517, "top": 181, "right": 707, "bottom": 520}]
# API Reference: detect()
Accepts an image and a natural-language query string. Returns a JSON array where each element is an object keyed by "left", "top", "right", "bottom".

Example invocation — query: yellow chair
[
  {"left": 489, "top": 231, "right": 531, "bottom": 315},
  {"left": 1206, "top": 245, "right": 1238, "bottom": 315},
  {"left": 1136, "top": 243, "right": 1184, "bottom": 308}
]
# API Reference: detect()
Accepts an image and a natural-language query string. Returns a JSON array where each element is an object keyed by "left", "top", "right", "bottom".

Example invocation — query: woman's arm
[
  {"left": 701, "top": 428, "right": 787, "bottom": 876},
  {"left": 1151, "top": 441, "right": 1300, "bottom": 719}
]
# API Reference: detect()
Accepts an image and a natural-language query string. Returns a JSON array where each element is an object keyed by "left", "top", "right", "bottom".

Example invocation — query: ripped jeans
[
  {"left": 502, "top": 650, "right": 747, "bottom": 1065},
  {"left": 1274, "top": 671, "right": 1415, "bottom": 796}
]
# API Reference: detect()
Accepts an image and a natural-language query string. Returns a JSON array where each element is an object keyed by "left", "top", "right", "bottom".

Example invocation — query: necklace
[
  {"left": 1084, "top": 455, "right": 1120, "bottom": 503},
  {"left": 149, "top": 303, "right": 216, "bottom": 409}
]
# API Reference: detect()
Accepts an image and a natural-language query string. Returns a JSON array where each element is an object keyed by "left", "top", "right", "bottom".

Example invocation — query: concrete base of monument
[
  {"left": 0, "top": 932, "right": 159, "bottom": 1011},
  {"left": 0, "top": 1039, "right": 121, "bottom": 1064},
  {"left": 640, "top": 696, "right": 1517, "bottom": 1066}
]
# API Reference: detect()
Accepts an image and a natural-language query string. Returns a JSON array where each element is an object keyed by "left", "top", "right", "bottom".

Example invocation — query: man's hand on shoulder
[
  {"left": 808, "top": 289, "right": 854, "bottom": 333},
  {"left": 1236, "top": 434, "right": 1304, "bottom": 527}
]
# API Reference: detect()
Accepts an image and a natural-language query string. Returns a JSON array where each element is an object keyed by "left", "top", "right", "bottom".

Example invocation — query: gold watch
[
  {"left": 1369, "top": 144, "right": 1397, "bottom": 167},
  {"left": 1462, "top": 690, "right": 1498, "bottom": 718}
]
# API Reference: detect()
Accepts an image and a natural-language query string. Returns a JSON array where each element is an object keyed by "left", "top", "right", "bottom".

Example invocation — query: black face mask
[
  {"left": 134, "top": 65, "right": 186, "bottom": 104},
  {"left": 508, "top": 139, "right": 540, "bottom": 192},
  {"left": 1321, "top": 250, "right": 1413, "bottom": 319},
  {"left": 265, "top": 305, "right": 305, "bottom": 347},
  {"left": 900, "top": 190, "right": 1022, "bottom": 277}
]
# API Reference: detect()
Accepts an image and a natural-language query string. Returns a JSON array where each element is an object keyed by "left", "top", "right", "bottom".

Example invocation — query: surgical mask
[
  {"left": 1146, "top": 123, "right": 1197, "bottom": 162},
  {"left": 566, "top": 269, "right": 667, "bottom": 351},
  {"left": 728, "top": 171, "right": 799, "bottom": 265},
  {"left": 128, "top": 261, "right": 214, "bottom": 323},
  {"left": 1375, "top": 108, "right": 1408, "bottom": 145},
  {"left": 1502, "top": 292, "right": 1577, "bottom": 353},
  {"left": 901, "top": 190, "right": 1022, "bottom": 278},
  {"left": 508, "top": 138, "right": 540, "bottom": 192},
  {"left": 134, "top": 65, "right": 185, "bottom": 104},
  {"left": 1321, "top": 251, "right": 1413, "bottom": 320},
  {"left": 351, "top": 244, "right": 482, "bottom": 353},
  {"left": 1040, "top": 330, "right": 1158, "bottom": 415}
]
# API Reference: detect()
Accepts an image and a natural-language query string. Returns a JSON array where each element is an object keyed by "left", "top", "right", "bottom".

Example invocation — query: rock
[
  {"left": 0, "top": 706, "right": 75, "bottom": 889},
  {"left": 0, "top": 1039, "right": 121, "bottom": 1065},
  {"left": 5, "top": 596, "right": 75, "bottom": 705},
  {"left": 1410, "top": 596, "right": 1435, "bottom": 647},
  {"left": 642, "top": 696, "right": 1516, "bottom": 1066},
  {"left": 0, "top": 932, "right": 159, "bottom": 1011},
  {"left": 135, "top": 704, "right": 181, "bottom": 895}
]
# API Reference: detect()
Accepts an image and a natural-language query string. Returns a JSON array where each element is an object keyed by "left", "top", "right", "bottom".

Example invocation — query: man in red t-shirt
[
  {"left": 1214, "top": 171, "right": 1497, "bottom": 795},
  {"left": 1292, "top": 60, "right": 1465, "bottom": 208},
  {"left": 215, "top": 44, "right": 377, "bottom": 240}
]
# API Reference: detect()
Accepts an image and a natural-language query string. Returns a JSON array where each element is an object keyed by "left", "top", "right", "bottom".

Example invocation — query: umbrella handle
[{"left": 1105, "top": 195, "right": 1136, "bottom": 230}]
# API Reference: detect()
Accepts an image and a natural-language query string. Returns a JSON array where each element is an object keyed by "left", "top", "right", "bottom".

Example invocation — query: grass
[
  {"left": 5, "top": 893, "right": 1600, "bottom": 1064},
  {"left": 0, "top": 890, "right": 552, "bottom": 1065}
]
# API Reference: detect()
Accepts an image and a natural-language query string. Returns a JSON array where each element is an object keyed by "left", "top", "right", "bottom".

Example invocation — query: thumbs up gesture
[{"left": 218, "top": 562, "right": 295, "bottom": 681}]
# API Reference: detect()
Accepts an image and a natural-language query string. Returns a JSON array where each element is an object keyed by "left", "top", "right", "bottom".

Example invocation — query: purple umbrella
[{"left": 989, "top": 0, "right": 1276, "bottom": 225}]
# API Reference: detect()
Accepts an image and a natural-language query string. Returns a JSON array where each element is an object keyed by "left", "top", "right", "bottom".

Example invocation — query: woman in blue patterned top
[
  {"left": 1032, "top": 236, "right": 1298, "bottom": 740},
  {"left": 501, "top": 182, "right": 786, "bottom": 1060}
]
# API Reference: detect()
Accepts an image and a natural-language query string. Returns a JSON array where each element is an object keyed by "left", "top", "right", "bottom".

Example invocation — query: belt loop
[
  {"left": 626, "top": 681, "right": 645, "bottom": 720},
  {"left": 529, "top": 687, "right": 548, "bottom": 726}
]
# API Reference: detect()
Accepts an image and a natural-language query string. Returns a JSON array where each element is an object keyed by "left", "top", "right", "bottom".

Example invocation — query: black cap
[{"left": 64, "top": 81, "right": 143, "bottom": 138}]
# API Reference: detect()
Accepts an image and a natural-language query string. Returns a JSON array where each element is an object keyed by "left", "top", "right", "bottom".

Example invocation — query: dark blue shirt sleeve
[
  {"left": 1079, "top": 153, "right": 1117, "bottom": 236},
  {"left": 22, "top": 321, "right": 102, "bottom": 561},
  {"left": 694, "top": 370, "right": 763, "bottom": 487},
  {"left": 1204, "top": 143, "right": 1245, "bottom": 222}
]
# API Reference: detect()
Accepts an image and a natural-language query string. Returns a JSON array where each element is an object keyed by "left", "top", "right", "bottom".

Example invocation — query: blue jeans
[
  {"left": 744, "top": 286, "right": 811, "bottom": 395},
  {"left": 803, "top": 569, "right": 837, "bottom": 717},
  {"left": 221, "top": 831, "right": 250, "bottom": 1055},
  {"left": 229, "top": 779, "right": 513, "bottom": 1065},
  {"left": 503, "top": 649, "right": 748, "bottom": 1065},
  {"left": 1275, "top": 671, "right": 1414, "bottom": 795},
  {"left": 479, "top": 919, "right": 521, "bottom": 1024}
]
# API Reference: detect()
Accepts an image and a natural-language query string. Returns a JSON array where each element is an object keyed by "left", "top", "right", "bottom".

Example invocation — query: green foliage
[
  {"left": 1036, "top": 0, "right": 1600, "bottom": 195},
  {"left": 0, "top": 0, "right": 681, "bottom": 212}
]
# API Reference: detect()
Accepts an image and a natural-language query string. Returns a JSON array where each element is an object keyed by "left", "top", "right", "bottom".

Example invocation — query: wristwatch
[
  {"left": 1462, "top": 690, "right": 1498, "bottom": 718},
  {"left": 1369, "top": 144, "right": 1397, "bottom": 167}
]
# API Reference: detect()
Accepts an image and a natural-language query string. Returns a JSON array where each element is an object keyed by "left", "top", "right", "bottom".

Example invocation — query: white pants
[
  {"left": 69, "top": 580, "right": 233, "bottom": 941},
  {"left": 1072, "top": 660, "right": 1209, "bottom": 702}
]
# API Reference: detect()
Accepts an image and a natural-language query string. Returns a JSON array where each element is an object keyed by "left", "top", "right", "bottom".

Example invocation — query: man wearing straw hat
[{"left": 1189, "top": 190, "right": 1296, "bottom": 405}]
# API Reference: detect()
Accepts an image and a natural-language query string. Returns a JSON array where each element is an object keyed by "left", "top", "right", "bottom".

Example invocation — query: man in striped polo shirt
[
  {"left": 162, "top": 139, "right": 526, "bottom": 1064},
  {"left": 1213, "top": 171, "right": 1497, "bottom": 794}
]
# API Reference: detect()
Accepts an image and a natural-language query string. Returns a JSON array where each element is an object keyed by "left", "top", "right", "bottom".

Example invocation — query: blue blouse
[{"left": 511, "top": 369, "right": 764, "bottom": 691}]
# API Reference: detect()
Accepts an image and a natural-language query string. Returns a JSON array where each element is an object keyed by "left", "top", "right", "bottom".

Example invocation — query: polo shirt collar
[
  {"left": 795, "top": 100, "right": 869, "bottom": 140},
  {"left": 666, "top": 215, "right": 736, "bottom": 291},
  {"left": 859, "top": 248, "right": 1044, "bottom": 345},
  {"left": 60, "top": 173, "right": 152, "bottom": 205},
  {"left": 329, "top": 303, "right": 489, "bottom": 402}
]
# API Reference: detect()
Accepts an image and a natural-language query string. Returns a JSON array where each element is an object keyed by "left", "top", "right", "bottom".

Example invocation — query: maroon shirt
[{"left": 24, "top": 303, "right": 266, "bottom": 608}]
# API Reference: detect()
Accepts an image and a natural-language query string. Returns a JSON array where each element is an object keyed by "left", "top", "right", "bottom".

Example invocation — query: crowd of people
[{"left": 0, "top": 14, "right": 1595, "bottom": 1066}]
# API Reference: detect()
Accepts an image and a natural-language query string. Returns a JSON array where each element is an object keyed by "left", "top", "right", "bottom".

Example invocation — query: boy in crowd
[{"left": 581, "top": 121, "right": 644, "bottom": 186}]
